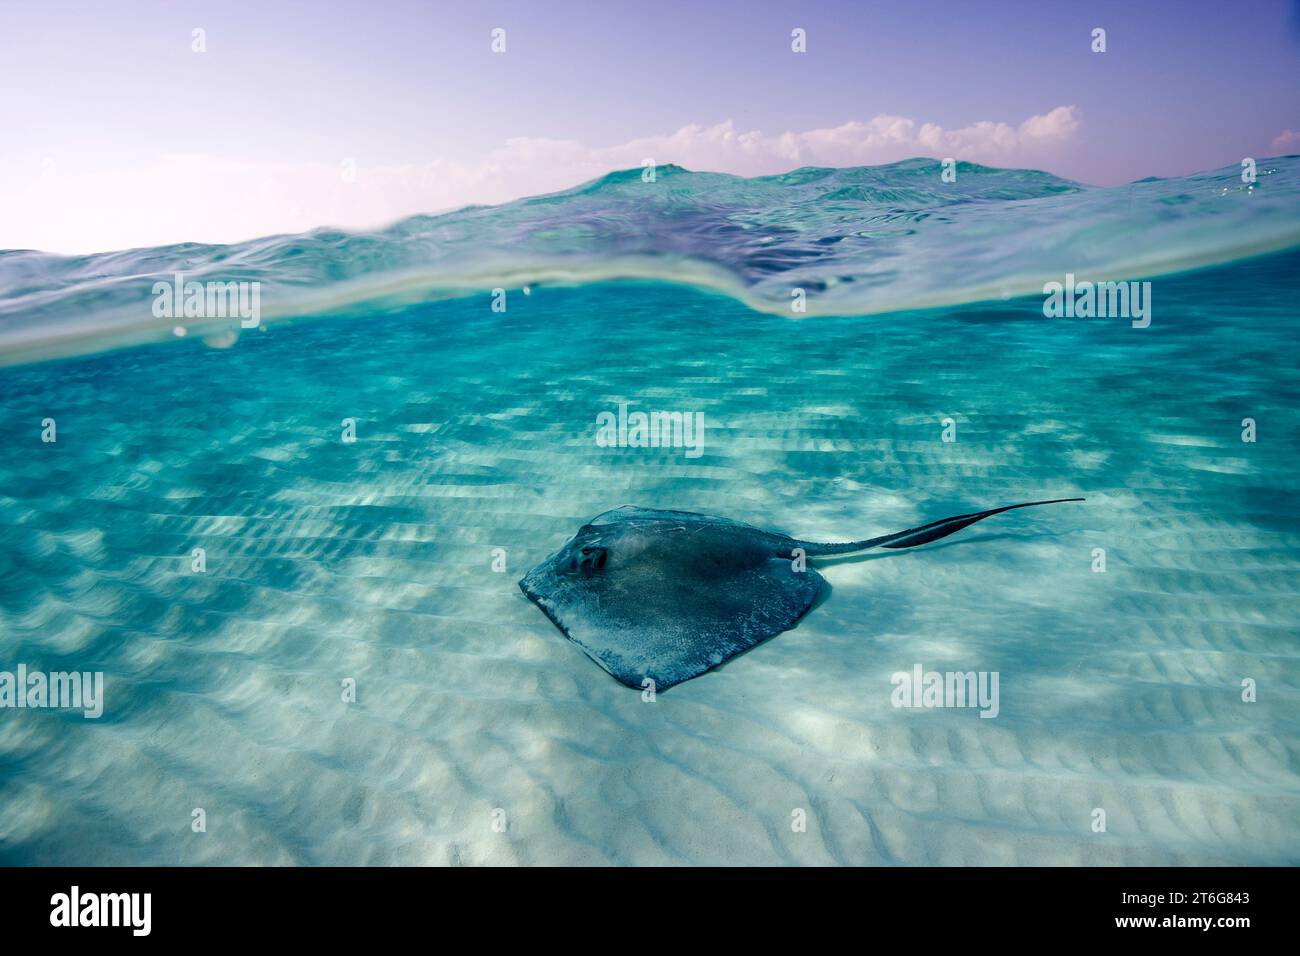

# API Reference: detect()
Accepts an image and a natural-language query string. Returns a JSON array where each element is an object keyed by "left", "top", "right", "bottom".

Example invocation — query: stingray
[{"left": 518, "top": 498, "right": 1083, "bottom": 690}]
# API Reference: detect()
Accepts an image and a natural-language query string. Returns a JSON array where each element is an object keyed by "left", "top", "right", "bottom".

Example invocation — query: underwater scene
[{"left": 1, "top": 156, "right": 1298, "bottom": 865}]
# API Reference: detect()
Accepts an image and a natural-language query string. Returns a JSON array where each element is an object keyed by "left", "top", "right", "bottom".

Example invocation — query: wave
[{"left": 2, "top": 156, "right": 1298, "bottom": 365}]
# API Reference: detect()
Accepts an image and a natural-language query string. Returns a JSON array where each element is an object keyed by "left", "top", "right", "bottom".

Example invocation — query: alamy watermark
[
  {"left": 50, "top": 886, "right": 150, "bottom": 936},
  {"left": 595, "top": 402, "right": 706, "bottom": 459},
  {"left": 1, "top": 664, "right": 104, "bottom": 718},
  {"left": 152, "top": 272, "right": 261, "bottom": 329},
  {"left": 1042, "top": 274, "right": 1151, "bottom": 328},
  {"left": 890, "top": 663, "right": 1000, "bottom": 718}
]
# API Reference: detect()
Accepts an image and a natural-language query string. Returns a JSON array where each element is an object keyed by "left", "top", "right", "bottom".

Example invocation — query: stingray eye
[{"left": 581, "top": 547, "right": 592, "bottom": 555}]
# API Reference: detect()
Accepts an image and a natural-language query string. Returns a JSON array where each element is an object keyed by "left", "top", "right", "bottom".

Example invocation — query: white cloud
[
  {"left": 1271, "top": 129, "right": 1300, "bottom": 153},
  {"left": 0, "top": 107, "right": 1081, "bottom": 254}
]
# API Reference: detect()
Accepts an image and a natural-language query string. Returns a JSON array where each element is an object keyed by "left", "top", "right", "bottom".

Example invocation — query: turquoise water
[{"left": 1, "top": 160, "right": 1299, "bottom": 865}]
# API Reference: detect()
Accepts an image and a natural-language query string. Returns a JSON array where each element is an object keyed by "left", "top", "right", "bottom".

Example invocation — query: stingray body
[{"left": 518, "top": 499, "right": 1082, "bottom": 690}]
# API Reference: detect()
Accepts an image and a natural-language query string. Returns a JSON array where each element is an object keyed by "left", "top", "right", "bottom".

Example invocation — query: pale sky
[{"left": 2, "top": 0, "right": 1297, "bottom": 253}]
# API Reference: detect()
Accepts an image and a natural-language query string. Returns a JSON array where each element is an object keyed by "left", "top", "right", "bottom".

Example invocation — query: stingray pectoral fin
[
  {"left": 520, "top": 554, "right": 825, "bottom": 690},
  {"left": 800, "top": 497, "right": 1085, "bottom": 555}
]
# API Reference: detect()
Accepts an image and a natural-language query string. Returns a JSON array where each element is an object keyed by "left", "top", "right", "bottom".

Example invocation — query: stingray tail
[{"left": 797, "top": 498, "right": 1084, "bottom": 556}]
